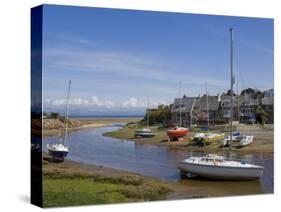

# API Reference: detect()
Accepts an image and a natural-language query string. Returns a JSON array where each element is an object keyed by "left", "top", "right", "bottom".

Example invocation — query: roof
[
  {"left": 194, "top": 95, "right": 220, "bottom": 111},
  {"left": 171, "top": 97, "right": 197, "bottom": 113},
  {"left": 221, "top": 94, "right": 260, "bottom": 107}
]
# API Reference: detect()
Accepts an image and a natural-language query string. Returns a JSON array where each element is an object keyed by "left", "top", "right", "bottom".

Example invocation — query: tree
[
  {"left": 144, "top": 104, "right": 172, "bottom": 126},
  {"left": 50, "top": 112, "right": 60, "bottom": 119},
  {"left": 256, "top": 106, "right": 269, "bottom": 125}
]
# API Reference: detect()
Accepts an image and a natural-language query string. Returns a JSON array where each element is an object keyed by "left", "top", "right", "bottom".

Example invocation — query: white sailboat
[
  {"left": 135, "top": 97, "right": 157, "bottom": 137},
  {"left": 239, "top": 135, "right": 254, "bottom": 147},
  {"left": 47, "top": 80, "right": 71, "bottom": 161},
  {"left": 178, "top": 28, "right": 264, "bottom": 180},
  {"left": 220, "top": 131, "right": 241, "bottom": 146},
  {"left": 178, "top": 154, "right": 263, "bottom": 180}
]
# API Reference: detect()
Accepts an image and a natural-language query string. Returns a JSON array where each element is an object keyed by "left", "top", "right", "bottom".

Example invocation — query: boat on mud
[
  {"left": 135, "top": 128, "right": 157, "bottom": 137},
  {"left": 220, "top": 131, "right": 241, "bottom": 146},
  {"left": 239, "top": 135, "right": 254, "bottom": 147},
  {"left": 167, "top": 126, "right": 189, "bottom": 140},
  {"left": 47, "top": 80, "right": 71, "bottom": 161},
  {"left": 178, "top": 154, "right": 263, "bottom": 180},
  {"left": 134, "top": 97, "right": 157, "bottom": 138},
  {"left": 190, "top": 132, "right": 225, "bottom": 145},
  {"left": 47, "top": 143, "right": 69, "bottom": 160}
]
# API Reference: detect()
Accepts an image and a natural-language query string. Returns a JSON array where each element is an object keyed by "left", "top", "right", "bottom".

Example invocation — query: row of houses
[{"left": 171, "top": 89, "right": 274, "bottom": 126}]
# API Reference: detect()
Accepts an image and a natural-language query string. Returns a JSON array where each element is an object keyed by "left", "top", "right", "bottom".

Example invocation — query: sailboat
[
  {"left": 220, "top": 131, "right": 241, "bottom": 146},
  {"left": 190, "top": 82, "right": 224, "bottom": 145},
  {"left": 178, "top": 28, "right": 264, "bottom": 180},
  {"left": 167, "top": 82, "right": 189, "bottom": 140},
  {"left": 134, "top": 98, "right": 157, "bottom": 137},
  {"left": 47, "top": 80, "right": 71, "bottom": 161}
]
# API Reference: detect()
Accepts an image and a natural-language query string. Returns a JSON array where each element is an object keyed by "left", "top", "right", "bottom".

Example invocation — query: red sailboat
[
  {"left": 167, "top": 126, "right": 189, "bottom": 140},
  {"left": 167, "top": 82, "right": 189, "bottom": 140}
]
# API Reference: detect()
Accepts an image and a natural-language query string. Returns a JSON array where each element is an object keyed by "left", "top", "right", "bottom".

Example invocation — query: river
[{"left": 43, "top": 125, "right": 273, "bottom": 194}]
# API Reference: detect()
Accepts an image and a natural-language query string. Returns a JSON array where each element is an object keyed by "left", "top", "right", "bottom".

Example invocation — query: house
[
  {"left": 262, "top": 89, "right": 274, "bottom": 113},
  {"left": 171, "top": 96, "right": 198, "bottom": 127},
  {"left": 261, "top": 89, "right": 274, "bottom": 123},
  {"left": 194, "top": 95, "right": 221, "bottom": 124},
  {"left": 261, "top": 96, "right": 274, "bottom": 112},
  {"left": 263, "top": 88, "right": 274, "bottom": 97},
  {"left": 220, "top": 94, "right": 239, "bottom": 121},
  {"left": 171, "top": 94, "right": 221, "bottom": 126},
  {"left": 239, "top": 94, "right": 260, "bottom": 123}
]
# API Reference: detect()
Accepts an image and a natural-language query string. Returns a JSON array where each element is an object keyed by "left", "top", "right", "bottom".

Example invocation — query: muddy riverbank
[
  {"left": 32, "top": 117, "right": 141, "bottom": 136},
  {"left": 104, "top": 124, "right": 273, "bottom": 154}
]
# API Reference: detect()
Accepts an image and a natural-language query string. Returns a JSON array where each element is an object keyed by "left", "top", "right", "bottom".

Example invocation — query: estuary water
[{"left": 43, "top": 125, "right": 273, "bottom": 194}]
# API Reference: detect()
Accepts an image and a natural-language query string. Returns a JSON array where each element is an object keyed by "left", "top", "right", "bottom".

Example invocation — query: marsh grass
[{"left": 43, "top": 158, "right": 172, "bottom": 207}]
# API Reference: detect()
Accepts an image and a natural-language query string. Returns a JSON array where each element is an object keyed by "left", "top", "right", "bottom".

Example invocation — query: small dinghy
[
  {"left": 178, "top": 154, "right": 264, "bottom": 180},
  {"left": 239, "top": 135, "right": 254, "bottom": 147}
]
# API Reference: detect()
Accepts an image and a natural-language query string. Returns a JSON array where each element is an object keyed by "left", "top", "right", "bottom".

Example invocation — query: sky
[{"left": 42, "top": 4, "right": 274, "bottom": 116}]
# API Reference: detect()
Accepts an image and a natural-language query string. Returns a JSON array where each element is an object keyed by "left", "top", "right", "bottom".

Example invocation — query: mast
[
  {"left": 179, "top": 81, "right": 182, "bottom": 127},
  {"left": 229, "top": 28, "right": 234, "bottom": 149},
  {"left": 237, "top": 81, "right": 240, "bottom": 122},
  {"left": 146, "top": 97, "right": 149, "bottom": 128},
  {"left": 63, "top": 80, "right": 71, "bottom": 146},
  {"left": 206, "top": 82, "right": 209, "bottom": 128}
]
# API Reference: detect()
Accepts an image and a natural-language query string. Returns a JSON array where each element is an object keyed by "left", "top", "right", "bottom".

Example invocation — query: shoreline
[
  {"left": 32, "top": 117, "right": 141, "bottom": 136},
  {"left": 103, "top": 124, "right": 274, "bottom": 155}
]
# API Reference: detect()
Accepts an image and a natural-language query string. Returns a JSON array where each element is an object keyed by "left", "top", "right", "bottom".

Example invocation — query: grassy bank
[
  {"left": 104, "top": 124, "right": 273, "bottom": 154},
  {"left": 43, "top": 155, "right": 172, "bottom": 207}
]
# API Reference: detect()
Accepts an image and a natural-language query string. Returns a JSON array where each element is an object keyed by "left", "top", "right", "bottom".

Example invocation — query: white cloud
[
  {"left": 122, "top": 97, "right": 138, "bottom": 108},
  {"left": 43, "top": 96, "right": 170, "bottom": 109}
]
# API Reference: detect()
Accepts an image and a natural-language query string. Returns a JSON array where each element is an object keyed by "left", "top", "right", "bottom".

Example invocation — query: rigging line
[{"left": 236, "top": 61, "right": 265, "bottom": 165}]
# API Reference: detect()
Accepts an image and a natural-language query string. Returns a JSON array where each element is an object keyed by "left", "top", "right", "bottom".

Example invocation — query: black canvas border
[{"left": 31, "top": 5, "right": 43, "bottom": 208}]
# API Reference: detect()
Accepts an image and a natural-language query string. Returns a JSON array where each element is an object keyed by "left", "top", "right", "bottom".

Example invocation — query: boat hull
[
  {"left": 202, "top": 134, "right": 225, "bottom": 144},
  {"left": 48, "top": 148, "right": 68, "bottom": 161},
  {"left": 167, "top": 129, "right": 189, "bottom": 139},
  {"left": 178, "top": 162, "right": 263, "bottom": 180},
  {"left": 134, "top": 131, "right": 156, "bottom": 137}
]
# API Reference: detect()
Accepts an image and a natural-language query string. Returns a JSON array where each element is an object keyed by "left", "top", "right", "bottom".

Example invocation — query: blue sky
[{"left": 42, "top": 4, "right": 274, "bottom": 116}]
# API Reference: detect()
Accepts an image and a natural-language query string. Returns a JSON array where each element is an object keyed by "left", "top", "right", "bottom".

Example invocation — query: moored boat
[
  {"left": 167, "top": 126, "right": 189, "bottom": 140},
  {"left": 134, "top": 97, "right": 157, "bottom": 138},
  {"left": 239, "top": 135, "right": 254, "bottom": 147},
  {"left": 202, "top": 132, "right": 225, "bottom": 144},
  {"left": 135, "top": 128, "right": 157, "bottom": 137},
  {"left": 47, "top": 80, "right": 71, "bottom": 161},
  {"left": 220, "top": 131, "right": 241, "bottom": 147},
  {"left": 47, "top": 144, "right": 69, "bottom": 161},
  {"left": 178, "top": 154, "right": 263, "bottom": 180},
  {"left": 190, "top": 132, "right": 225, "bottom": 144}
]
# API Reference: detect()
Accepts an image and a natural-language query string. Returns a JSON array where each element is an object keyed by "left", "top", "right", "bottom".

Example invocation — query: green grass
[
  {"left": 43, "top": 176, "right": 171, "bottom": 207},
  {"left": 43, "top": 177, "right": 128, "bottom": 207}
]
